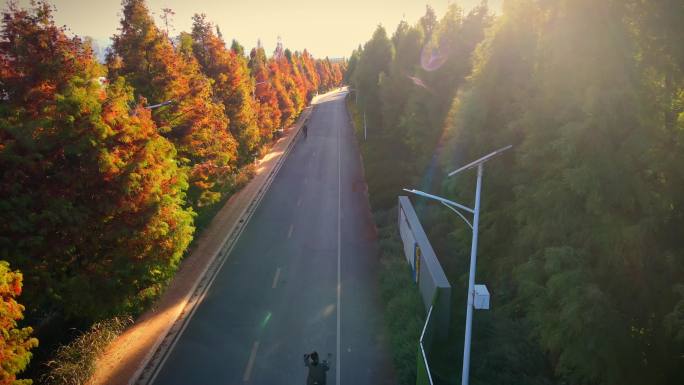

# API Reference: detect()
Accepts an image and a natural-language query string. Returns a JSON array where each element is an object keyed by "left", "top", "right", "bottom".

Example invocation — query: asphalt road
[{"left": 151, "top": 90, "right": 395, "bottom": 385}]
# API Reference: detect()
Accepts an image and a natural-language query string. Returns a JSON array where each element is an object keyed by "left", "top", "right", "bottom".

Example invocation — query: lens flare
[
  {"left": 260, "top": 311, "right": 272, "bottom": 329},
  {"left": 407, "top": 75, "right": 429, "bottom": 89},
  {"left": 420, "top": 43, "right": 448, "bottom": 72}
]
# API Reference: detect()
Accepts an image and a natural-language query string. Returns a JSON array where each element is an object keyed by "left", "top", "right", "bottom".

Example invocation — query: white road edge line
[
  {"left": 243, "top": 341, "right": 260, "bottom": 382},
  {"left": 272, "top": 267, "right": 281, "bottom": 289},
  {"left": 336, "top": 101, "right": 342, "bottom": 385},
  {"left": 287, "top": 224, "right": 294, "bottom": 239}
]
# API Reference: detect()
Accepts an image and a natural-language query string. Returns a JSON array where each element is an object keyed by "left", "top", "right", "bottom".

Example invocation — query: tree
[
  {"left": 442, "top": 0, "right": 684, "bottom": 383},
  {"left": 352, "top": 25, "right": 392, "bottom": 129},
  {"left": 230, "top": 39, "right": 244, "bottom": 56},
  {"left": 300, "top": 49, "right": 320, "bottom": 99},
  {"left": 418, "top": 4, "right": 437, "bottom": 39},
  {"left": 330, "top": 59, "right": 343, "bottom": 86},
  {"left": 0, "top": 1, "right": 194, "bottom": 321},
  {"left": 289, "top": 51, "right": 313, "bottom": 102},
  {"left": 249, "top": 45, "right": 281, "bottom": 140},
  {"left": 344, "top": 47, "right": 361, "bottom": 84},
  {"left": 0, "top": 261, "right": 37, "bottom": 385},
  {"left": 191, "top": 14, "right": 260, "bottom": 162},
  {"left": 282, "top": 48, "right": 307, "bottom": 114},
  {"left": 269, "top": 41, "right": 296, "bottom": 128},
  {"left": 315, "top": 58, "right": 332, "bottom": 92},
  {"left": 344, "top": 5, "right": 492, "bottom": 210},
  {"left": 381, "top": 20, "right": 423, "bottom": 137},
  {"left": 107, "top": 0, "right": 237, "bottom": 208},
  {"left": 0, "top": 0, "right": 346, "bottom": 381}
]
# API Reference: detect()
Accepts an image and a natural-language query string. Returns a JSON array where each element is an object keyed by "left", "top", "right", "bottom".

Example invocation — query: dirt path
[{"left": 88, "top": 100, "right": 318, "bottom": 385}]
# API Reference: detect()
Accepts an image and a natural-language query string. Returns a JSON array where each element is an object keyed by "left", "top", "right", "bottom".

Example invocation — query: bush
[
  {"left": 378, "top": 231, "right": 425, "bottom": 385},
  {"left": 194, "top": 164, "right": 257, "bottom": 232},
  {"left": 0, "top": 261, "right": 38, "bottom": 385}
]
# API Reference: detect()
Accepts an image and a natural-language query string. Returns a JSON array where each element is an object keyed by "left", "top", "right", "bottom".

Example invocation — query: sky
[{"left": 4, "top": 0, "right": 501, "bottom": 58}]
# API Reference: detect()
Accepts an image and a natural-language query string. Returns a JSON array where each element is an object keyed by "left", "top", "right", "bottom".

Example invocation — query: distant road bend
[{"left": 149, "top": 89, "right": 395, "bottom": 385}]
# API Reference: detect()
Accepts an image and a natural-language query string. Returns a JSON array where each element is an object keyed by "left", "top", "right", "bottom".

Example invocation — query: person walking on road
[
  {"left": 304, "top": 351, "right": 329, "bottom": 385},
  {"left": 303, "top": 122, "right": 308, "bottom": 138}
]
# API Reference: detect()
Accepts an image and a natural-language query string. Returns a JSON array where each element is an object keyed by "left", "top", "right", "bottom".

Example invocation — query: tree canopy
[
  {"left": 0, "top": 0, "right": 344, "bottom": 381},
  {"left": 347, "top": 1, "right": 684, "bottom": 384}
]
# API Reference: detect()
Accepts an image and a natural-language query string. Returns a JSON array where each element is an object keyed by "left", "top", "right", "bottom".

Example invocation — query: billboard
[
  {"left": 400, "top": 205, "right": 425, "bottom": 284},
  {"left": 398, "top": 196, "right": 451, "bottom": 337}
]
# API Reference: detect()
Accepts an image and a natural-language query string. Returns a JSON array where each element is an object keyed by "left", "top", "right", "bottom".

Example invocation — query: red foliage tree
[
  {"left": 107, "top": 0, "right": 237, "bottom": 207},
  {"left": 287, "top": 51, "right": 310, "bottom": 105},
  {"left": 316, "top": 58, "right": 333, "bottom": 91},
  {"left": 249, "top": 45, "right": 281, "bottom": 139},
  {"left": 191, "top": 14, "right": 260, "bottom": 162},
  {"left": 300, "top": 49, "right": 320, "bottom": 99},
  {"left": 0, "top": 1, "right": 194, "bottom": 321}
]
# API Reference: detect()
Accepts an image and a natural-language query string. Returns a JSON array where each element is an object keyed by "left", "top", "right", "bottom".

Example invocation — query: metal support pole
[
  {"left": 405, "top": 145, "right": 509, "bottom": 385},
  {"left": 461, "top": 163, "right": 483, "bottom": 385}
]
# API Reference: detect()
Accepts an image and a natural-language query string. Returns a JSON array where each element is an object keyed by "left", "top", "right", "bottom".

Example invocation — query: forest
[
  {"left": 0, "top": 0, "right": 344, "bottom": 383},
  {"left": 346, "top": 0, "right": 683, "bottom": 384}
]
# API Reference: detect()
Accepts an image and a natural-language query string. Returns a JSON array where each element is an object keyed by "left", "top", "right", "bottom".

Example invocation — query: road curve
[{"left": 150, "top": 89, "right": 395, "bottom": 385}]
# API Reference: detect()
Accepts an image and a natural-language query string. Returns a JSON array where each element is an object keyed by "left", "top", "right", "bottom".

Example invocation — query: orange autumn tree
[
  {"left": 249, "top": 44, "right": 281, "bottom": 140},
  {"left": 0, "top": 1, "right": 193, "bottom": 321},
  {"left": 191, "top": 14, "right": 260, "bottom": 162},
  {"left": 286, "top": 51, "right": 307, "bottom": 104},
  {"left": 0, "top": 261, "right": 37, "bottom": 385},
  {"left": 269, "top": 42, "right": 296, "bottom": 128},
  {"left": 278, "top": 48, "right": 306, "bottom": 117},
  {"left": 290, "top": 51, "right": 312, "bottom": 102},
  {"left": 107, "top": 0, "right": 237, "bottom": 207},
  {"left": 300, "top": 50, "right": 321, "bottom": 98},
  {"left": 330, "top": 59, "right": 344, "bottom": 86},
  {"left": 316, "top": 58, "right": 333, "bottom": 92}
]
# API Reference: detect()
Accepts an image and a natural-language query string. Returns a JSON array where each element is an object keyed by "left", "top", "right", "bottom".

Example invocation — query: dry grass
[{"left": 41, "top": 317, "right": 133, "bottom": 385}]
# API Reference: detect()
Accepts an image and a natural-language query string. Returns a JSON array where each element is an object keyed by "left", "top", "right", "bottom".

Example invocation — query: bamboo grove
[
  {"left": 347, "top": 1, "right": 683, "bottom": 384},
  {"left": 0, "top": 0, "right": 344, "bottom": 381}
]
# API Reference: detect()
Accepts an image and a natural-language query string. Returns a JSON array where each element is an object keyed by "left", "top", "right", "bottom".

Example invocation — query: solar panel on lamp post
[{"left": 403, "top": 144, "right": 511, "bottom": 385}]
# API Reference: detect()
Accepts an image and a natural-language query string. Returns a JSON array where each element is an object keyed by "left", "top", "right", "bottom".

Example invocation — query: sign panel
[
  {"left": 414, "top": 245, "right": 422, "bottom": 284},
  {"left": 398, "top": 196, "right": 451, "bottom": 338},
  {"left": 399, "top": 207, "right": 416, "bottom": 268}
]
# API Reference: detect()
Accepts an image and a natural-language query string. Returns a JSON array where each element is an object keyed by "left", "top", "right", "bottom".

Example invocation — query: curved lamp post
[{"left": 404, "top": 144, "right": 512, "bottom": 385}]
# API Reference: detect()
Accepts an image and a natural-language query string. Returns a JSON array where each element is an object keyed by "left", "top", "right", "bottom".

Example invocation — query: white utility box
[{"left": 473, "top": 284, "right": 490, "bottom": 310}]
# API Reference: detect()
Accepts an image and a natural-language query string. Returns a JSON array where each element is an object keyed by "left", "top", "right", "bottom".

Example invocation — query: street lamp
[
  {"left": 144, "top": 99, "right": 174, "bottom": 109},
  {"left": 404, "top": 144, "right": 512, "bottom": 385},
  {"left": 130, "top": 98, "right": 174, "bottom": 116}
]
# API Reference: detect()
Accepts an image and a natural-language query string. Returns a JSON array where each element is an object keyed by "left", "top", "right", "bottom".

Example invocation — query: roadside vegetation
[
  {"left": 346, "top": 3, "right": 491, "bottom": 383},
  {"left": 347, "top": 1, "right": 684, "bottom": 385},
  {"left": 347, "top": 96, "right": 425, "bottom": 384},
  {"left": 0, "top": 0, "right": 344, "bottom": 382},
  {"left": 41, "top": 317, "right": 132, "bottom": 385}
]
